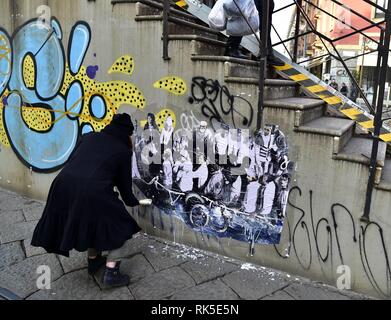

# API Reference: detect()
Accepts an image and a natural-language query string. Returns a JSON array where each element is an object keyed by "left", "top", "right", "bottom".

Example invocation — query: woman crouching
[{"left": 31, "top": 113, "right": 143, "bottom": 289}]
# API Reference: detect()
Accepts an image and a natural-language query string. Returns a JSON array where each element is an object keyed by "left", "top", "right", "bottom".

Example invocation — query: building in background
[{"left": 288, "top": 0, "right": 390, "bottom": 108}]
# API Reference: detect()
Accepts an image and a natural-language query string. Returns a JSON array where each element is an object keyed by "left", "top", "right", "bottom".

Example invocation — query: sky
[{"left": 271, "top": 0, "right": 296, "bottom": 55}]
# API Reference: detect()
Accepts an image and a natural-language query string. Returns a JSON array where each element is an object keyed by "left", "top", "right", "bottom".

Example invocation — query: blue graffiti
[
  {"left": 0, "top": 29, "right": 12, "bottom": 97},
  {"left": 2, "top": 18, "right": 91, "bottom": 172}
]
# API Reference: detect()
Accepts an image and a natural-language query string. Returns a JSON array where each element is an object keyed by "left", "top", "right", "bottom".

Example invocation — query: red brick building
[{"left": 292, "top": 0, "right": 388, "bottom": 100}]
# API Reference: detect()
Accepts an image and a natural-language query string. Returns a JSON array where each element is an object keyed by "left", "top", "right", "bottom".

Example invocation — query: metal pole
[
  {"left": 359, "top": 39, "right": 365, "bottom": 90},
  {"left": 257, "top": 0, "right": 270, "bottom": 130},
  {"left": 293, "top": 0, "right": 302, "bottom": 62},
  {"left": 163, "top": 0, "right": 170, "bottom": 61},
  {"left": 371, "top": 30, "right": 385, "bottom": 112},
  {"left": 361, "top": 0, "right": 391, "bottom": 222},
  {"left": 294, "top": 0, "right": 375, "bottom": 113}
]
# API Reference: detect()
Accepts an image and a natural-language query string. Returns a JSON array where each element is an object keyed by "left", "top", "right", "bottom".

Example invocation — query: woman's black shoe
[
  {"left": 224, "top": 47, "right": 248, "bottom": 60},
  {"left": 88, "top": 255, "right": 107, "bottom": 275},
  {"left": 267, "top": 54, "right": 285, "bottom": 67},
  {"left": 102, "top": 263, "right": 130, "bottom": 289}
]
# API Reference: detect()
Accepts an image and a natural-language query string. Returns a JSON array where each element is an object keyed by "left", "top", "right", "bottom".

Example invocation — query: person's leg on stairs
[{"left": 225, "top": 35, "right": 247, "bottom": 59}]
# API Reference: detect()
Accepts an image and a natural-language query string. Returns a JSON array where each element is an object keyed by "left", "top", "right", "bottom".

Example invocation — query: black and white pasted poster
[
  {"left": 132, "top": 115, "right": 294, "bottom": 247},
  {"left": 132, "top": 78, "right": 294, "bottom": 248}
]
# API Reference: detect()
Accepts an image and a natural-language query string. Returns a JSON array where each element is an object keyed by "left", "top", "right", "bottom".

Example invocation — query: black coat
[{"left": 31, "top": 128, "right": 141, "bottom": 257}]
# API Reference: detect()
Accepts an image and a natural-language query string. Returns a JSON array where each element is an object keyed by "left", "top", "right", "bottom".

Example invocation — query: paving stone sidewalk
[{"left": 0, "top": 187, "right": 373, "bottom": 300}]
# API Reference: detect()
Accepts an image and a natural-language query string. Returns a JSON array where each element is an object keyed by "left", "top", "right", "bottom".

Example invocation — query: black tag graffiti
[{"left": 189, "top": 77, "right": 254, "bottom": 129}]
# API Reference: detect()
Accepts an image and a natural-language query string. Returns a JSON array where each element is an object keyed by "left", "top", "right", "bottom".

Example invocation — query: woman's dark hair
[
  {"left": 144, "top": 113, "right": 158, "bottom": 130},
  {"left": 102, "top": 113, "right": 134, "bottom": 150}
]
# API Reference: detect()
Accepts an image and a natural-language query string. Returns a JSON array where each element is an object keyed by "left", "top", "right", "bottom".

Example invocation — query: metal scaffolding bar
[
  {"left": 162, "top": 0, "right": 171, "bottom": 61},
  {"left": 257, "top": 0, "right": 270, "bottom": 130},
  {"left": 293, "top": 0, "right": 375, "bottom": 114},
  {"left": 331, "top": 0, "right": 385, "bottom": 30},
  {"left": 362, "top": 1, "right": 391, "bottom": 221},
  {"left": 293, "top": 0, "right": 302, "bottom": 62},
  {"left": 302, "top": 0, "right": 380, "bottom": 45}
]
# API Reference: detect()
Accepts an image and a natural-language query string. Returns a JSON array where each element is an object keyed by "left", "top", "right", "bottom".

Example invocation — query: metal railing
[
  {"left": 162, "top": 0, "right": 391, "bottom": 221},
  {"left": 162, "top": 0, "right": 171, "bottom": 60},
  {"left": 363, "top": 0, "right": 391, "bottom": 222},
  {"left": 282, "top": 0, "right": 391, "bottom": 221}
]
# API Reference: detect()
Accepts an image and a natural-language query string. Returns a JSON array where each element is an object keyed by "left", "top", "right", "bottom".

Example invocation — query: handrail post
[
  {"left": 257, "top": 0, "right": 270, "bottom": 130},
  {"left": 361, "top": 0, "right": 391, "bottom": 222},
  {"left": 293, "top": 0, "right": 302, "bottom": 62},
  {"left": 371, "top": 30, "right": 385, "bottom": 111},
  {"left": 163, "top": 0, "right": 171, "bottom": 61}
]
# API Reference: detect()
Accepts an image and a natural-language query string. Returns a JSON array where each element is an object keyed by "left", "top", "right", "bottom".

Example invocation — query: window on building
[
  {"left": 325, "top": 59, "right": 331, "bottom": 74},
  {"left": 375, "top": 0, "right": 386, "bottom": 19}
]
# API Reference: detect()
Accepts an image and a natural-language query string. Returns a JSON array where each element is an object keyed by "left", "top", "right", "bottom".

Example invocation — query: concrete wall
[{"left": 1, "top": 0, "right": 391, "bottom": 299}]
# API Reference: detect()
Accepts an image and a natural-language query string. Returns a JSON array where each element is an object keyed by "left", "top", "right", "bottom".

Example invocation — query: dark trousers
[{"left": 226, "top": 0, "right": 275, "bottom": 55}]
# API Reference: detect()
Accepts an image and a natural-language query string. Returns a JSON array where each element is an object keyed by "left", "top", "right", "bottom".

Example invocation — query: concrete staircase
[
  {"left": 131, "top": 0, "right": 391, "bottom": 191},
  {"left": 1, "top": 0, "right": 390, "bottom": 299},
  {"left": 115, "top": 0, "right": 391, "bottom": 298}
]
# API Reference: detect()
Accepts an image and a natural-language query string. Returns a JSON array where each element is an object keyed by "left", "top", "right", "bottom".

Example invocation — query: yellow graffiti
[
  {"left": 4, "top": 89, "right": 112, "bottom": 133},
  {"left": 140, "top": 108, "right": 177, "bottom": 131},
  {"left": 61, "top": 65, "right": 146, "bottom": 132},
  {"left": 108, "top": 55, "right": 134, "bottom": 76},
  {"left": 0, "top": 89, "right": 10, "bottom": 146},
  {"left": 153, "top": 76, "right": 187, "bottom": 96},
  {"left": 0, "top": 54, "right": 147, "bottom": 147},
  {"left": 23, "top": 54, "right": 35, "bottom": 89},
  {"left": 22, "top": 105, "right": 52, "bottom": 132},
  {"left": 0, "top": 53, "right": 190, "bottom": 149},
  {"left": 0, "top": 34, "right": 11, "bottom": 77}
]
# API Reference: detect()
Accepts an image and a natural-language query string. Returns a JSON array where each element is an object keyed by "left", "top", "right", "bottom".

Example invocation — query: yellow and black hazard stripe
[
  {"left": 339, "top": 104, "right": 391, "bottom": 142},
  {"left": 274, "top": 63, "right": 391, "bottom": 143},
  {"left": 275, "top": 63, "right": 343, "bottom": 108},
  {"left": 175, "top": 0, "right": 189, "bottom": 9}
]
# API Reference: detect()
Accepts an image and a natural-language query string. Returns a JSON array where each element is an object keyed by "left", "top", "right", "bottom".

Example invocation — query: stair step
[
  {"left": 377, "top": 159, "right": 391, "bottom": 191},
  {"left": 297, "top": 117, "right": 355, "bottom": 153},
  {"left": 225, "top": 78, "right": 296, "bottom": 86},
  {"left": 263, "top": 97, "right": 324, "bottom": 110},
  {"left": 136, "top": 2, "right": 161, "bottom": 15},
  {"left": 191, "top": 55, "right": 277, "bottom": 78},
  {"left": 224, "top": 61, "right": 266, "bottom": 79},
  {"left": 135, "top": 15, "right": 223, "bottom": 39},
  {"left": 297, "top": 116, "right": 354, "bottom": 136},
  {"left": 134, "top": 0, "right": 224, "bottom": 38},
  {"left": 134, "top": 0, "right": 228, "bottom": 41},
  {"left": 189, "top": 37, "right": 226, "bottom": 55},
  {"left": 168, "top": 34, "right": 226, "bottom": 46},
  {"left": 191, "top": 54, "right": 260, "bottom": 65},
  {"left": 223, "top": 78, "right": 298, "bottom": 100},
  {"left": 134, "top": 0, "right": 198, "bottom": 21},
  {"left": 263, "top": 97, "right": 326, "bottom": 127},
  {"left": 333, "top": 137, "right": 387, "bottom": 167}
]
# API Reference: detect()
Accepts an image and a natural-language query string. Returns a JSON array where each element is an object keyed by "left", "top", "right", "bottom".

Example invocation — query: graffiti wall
[
  {"left": 2, "top": 3, "right": 390, "bottom": 299},
  {"left": 0, "top": 18, "right": 145, "bottom": 172},
  {"left": 133, "top": 77, "right": 294, "bottom": 247},
  {"left": 276, "top": 187, "right": 391, "bottom": 298},
  {"left": 0, "top": 17, "right": 293, "bottom": 246}
]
